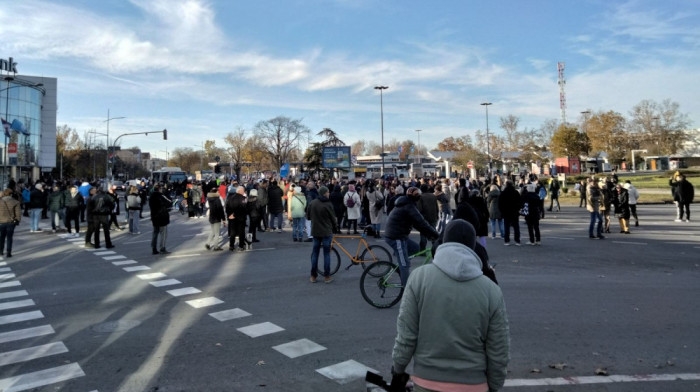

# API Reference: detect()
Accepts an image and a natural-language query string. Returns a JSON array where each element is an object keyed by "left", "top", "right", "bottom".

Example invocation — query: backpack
[
  {"left": 589, "top": 187, "right": 601, "bottom": 205},
  {"left": 374, "top": 194, "right": 385, "bottom": 209},
  {"left": 346, "top": 192, "right": 356, "bottom": 208}
]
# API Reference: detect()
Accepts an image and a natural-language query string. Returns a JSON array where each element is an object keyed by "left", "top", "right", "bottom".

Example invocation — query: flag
[
  {"left": 10, "top": 119, "right": 28, "bottom": 135},
  {"left": 0, "top": 118, "right": 10, "bottom": 139}
]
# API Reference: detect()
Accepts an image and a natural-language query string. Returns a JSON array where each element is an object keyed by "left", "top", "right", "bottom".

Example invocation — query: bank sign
[{"left": 0, "top": 57, "right": 18, "bottom": 73}]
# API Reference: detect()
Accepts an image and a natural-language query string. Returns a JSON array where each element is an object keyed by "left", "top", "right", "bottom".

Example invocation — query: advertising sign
[{"left": 322, "top": 146, "right": 351, "bottom": 168}]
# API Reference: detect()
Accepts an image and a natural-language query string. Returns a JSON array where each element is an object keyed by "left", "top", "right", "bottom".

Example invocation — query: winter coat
[
  {"left": 344, "top": 191, "right": 361, "bottom": 220},
  {"left": 466, "top": 194, "right": 490, "bottom": 236},
  {"left": 225, "top": 193, "right": 248, "bottom": 222},
  {"left": 267, "top": 184, "right": 284, "bottom": 214},
  {"left": 416, "top": 192, "right": 439, "bottom": 226},
  {"left": 256, "top": 186, "right": 268, "bottom": 207},
  {"left": 366, "top": 189, "right": 385, "bottom": 225},
  {"left": 288, "top": 193, "right": 307, "bottom": 219},
  {"left": 329, "top": 188, "right": 345, "bottom": 220},
  {"left": 207, "top": 191, "right": 226, "bottom": 224},
  {"left": 670, "top": 178, "right": 695, "bottom": 204},
  {"left": 306, "top": 196, "right": 337, "bottom": 237},
  {"left": 384, "top": 196, "right": 439, "bottom": 241},
  {"left": 486, "top": 189, "right": 502, "bottom": 220},
  {"left": 0, "top": 196, "right": 21, "bottom": 224},
  {"left": 614, "top": 188, "right": 631, "bottom": 220},
  {"left": 393, "top": 242, "right": 509, "bottom": 390},
  {"left": 624, "top": 184, "right": 639, "bottom": 205},
  {"left": 64, "top": 190, "right": 83, "bottom": 210},
  {"left": 247, "top": 197, "right": 260, "bottom": 220},
  {"left": 497, "top": 185, "right": 522, "bottom": 219},
  {"left": 521, "top": 191, "right": 541, "bottom": 220},
  {"left": 149, "top": 191, "right": 171, "bottom": 227},
  {"left": 48, "top": 190, "right": 65, "bottom": 212},
  {"left": 28, "top": 189, "right": 44, "bottom": 209}
]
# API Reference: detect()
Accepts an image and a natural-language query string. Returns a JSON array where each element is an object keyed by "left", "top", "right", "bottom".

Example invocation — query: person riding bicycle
[{"left": 383, "top": 187, "right": 439, "bottom": 287}]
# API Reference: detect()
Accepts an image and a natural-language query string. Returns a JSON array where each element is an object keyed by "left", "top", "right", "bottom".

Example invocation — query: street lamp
[
  {"left": 652, "top": 116, "right": 660, "bottom": 155},
  {"left": 374, "top": 86, "right": 388, "bottom": 177},
  {"left": 480, "top": 102, "right": 492, "bottom": 173},
  {"left": 104, "top": 109, "right": 125, "bottom": 188},
  {"left": 414, "top": 129, "right": 422, "bottom": 164}
]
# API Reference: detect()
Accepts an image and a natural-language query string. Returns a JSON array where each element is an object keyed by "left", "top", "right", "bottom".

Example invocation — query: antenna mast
[{"left": 558, "top": 61, "right": 567, "bottom": 124}]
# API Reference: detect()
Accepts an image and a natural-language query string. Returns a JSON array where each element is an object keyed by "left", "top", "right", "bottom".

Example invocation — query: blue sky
[{"left": 1, "top": 0, "right": 698, "bottom": 159}]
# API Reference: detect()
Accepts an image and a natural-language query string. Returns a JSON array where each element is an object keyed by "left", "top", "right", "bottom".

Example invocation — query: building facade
[{"left": 0, "top": 71, "right": 57, "bottom": 185}]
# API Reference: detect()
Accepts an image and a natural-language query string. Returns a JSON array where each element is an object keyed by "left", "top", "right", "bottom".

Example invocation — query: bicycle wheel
[
  {"left": 359, "top": 245, "right": 393, "bottom": 275},
  {"left": 325, "top": 247, "right": 341, "bottom": 276},
  {"left": 360, "top": 261, "right": 404, "bottom": 309}
]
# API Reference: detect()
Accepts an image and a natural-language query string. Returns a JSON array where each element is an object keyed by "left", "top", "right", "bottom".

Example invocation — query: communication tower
[{"left": 558, "top": 62, "right": 567, "bottom": 124}]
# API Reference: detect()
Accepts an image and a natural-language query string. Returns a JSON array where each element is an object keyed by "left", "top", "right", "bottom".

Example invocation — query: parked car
[{"left": 112, "top": 180, "right": 126, "bottom": 192}]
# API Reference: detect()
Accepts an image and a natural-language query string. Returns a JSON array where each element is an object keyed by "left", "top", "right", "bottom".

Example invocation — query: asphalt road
[{"left": 0, "top": 203, "right": 698, "bottom": 392}]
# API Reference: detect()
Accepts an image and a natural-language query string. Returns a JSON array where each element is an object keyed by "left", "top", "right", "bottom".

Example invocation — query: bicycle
[
  {"left": 360, "top": 247, "right": 433, "bottom": 309},
  {"left": 325, "top": 228, "right": 393, "bottom": 276}
]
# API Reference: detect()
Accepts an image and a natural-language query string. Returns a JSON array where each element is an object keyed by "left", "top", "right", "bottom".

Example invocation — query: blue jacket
[{"left": 78, "top": 183, "right": 92, "bottom": 198}]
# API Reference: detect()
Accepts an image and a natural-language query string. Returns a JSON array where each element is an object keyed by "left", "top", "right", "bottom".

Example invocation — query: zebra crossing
[
  {"left": 0, "top": 259, "right": 87, "bottom": 391},
  {"left": 57, "top": 232, "right": 379, "bottom": 387}
]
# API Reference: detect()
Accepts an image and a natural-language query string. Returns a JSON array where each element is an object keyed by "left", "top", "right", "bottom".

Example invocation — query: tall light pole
[
  {"left": 480, "top": 102, "right": 492, "bottom": 174},
  {"left": 374, "top": 86, "right": 388, "bottom": 177},
  {"left": 652, "top": 116, "right": 660, "bottom": 155},
  {"left": 414, "top": 129, "right": 422, "bottom": 164},
  {"left": 104, "top": 109, "right": 125, "bottom": 188}
]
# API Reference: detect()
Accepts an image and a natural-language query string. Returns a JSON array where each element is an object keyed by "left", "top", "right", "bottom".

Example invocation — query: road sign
[{"left": 467, "top": 161, "right": 473, "bottom": 169}]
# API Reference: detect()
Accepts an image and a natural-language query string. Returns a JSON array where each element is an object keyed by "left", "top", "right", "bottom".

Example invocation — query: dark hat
[
  {"left": 442, "top": 219, "right": 477, "bottom": 250},
  {"left": 319, "top": 186, "right": 329, "bottom": 196}
]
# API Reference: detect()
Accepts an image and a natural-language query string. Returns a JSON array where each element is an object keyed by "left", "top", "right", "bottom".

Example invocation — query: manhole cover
[{"left": 91, "top": 320, "right": 142, "bottom": 333}]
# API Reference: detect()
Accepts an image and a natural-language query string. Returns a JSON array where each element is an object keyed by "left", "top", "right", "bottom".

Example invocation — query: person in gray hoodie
[{"left": 392, "top": 219, "right": 510, "bottom": 392}]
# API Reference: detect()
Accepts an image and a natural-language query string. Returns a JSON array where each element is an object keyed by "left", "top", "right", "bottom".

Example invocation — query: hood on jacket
[
  {"left": 393, "top": 195, "right": 411, "bottom": 208},
  {"left": 432, "top": 242, "right": 483, "bottom": 281}
]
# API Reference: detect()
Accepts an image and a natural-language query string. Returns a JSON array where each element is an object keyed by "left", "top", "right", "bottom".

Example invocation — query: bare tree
[
  {"left": 253, "top": 116, "right": 310, "bottom": 173},
  {"left": 224, "top": 127, "right": 248, "bottom": 180},
  {"left": 628, "top": 99, "right": 691, "bottom": 155},
  {"left": 351, "top": 140, "right": 366, "bottom": 156},
  {"left": 500, "top": 114, "right": 521, "bottom": 150}
]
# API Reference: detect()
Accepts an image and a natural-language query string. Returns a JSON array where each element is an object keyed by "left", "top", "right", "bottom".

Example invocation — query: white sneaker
[
  {"left": 527, "top": 241, "right": 536, "bottom": 246},
  {"left": 674, "top": 219, "right": 682, "bottom": 222},
  {"left": 74, "top": 233, "right": 80, "bottom": 238},
  {"left": 503, "top": 242, "right": 511, "bottom": 246},
  {"left": 514, "top": 242, "right": 521, "bottom": 246}
]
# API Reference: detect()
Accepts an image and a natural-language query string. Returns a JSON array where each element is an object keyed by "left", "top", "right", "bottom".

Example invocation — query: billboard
[{"left": 322, "top": 146, "right": 351, "bottom": 168}]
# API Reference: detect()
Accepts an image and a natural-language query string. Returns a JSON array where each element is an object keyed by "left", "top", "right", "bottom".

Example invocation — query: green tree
[
  {"left": 550, "top": 124, "right": 590, "bottom": 158},
  {"left": 436, "top": 136, "right": 471, "bottom": 151},
  {"left": 585, "top": 110, "right": 628, "bottom": 164}
]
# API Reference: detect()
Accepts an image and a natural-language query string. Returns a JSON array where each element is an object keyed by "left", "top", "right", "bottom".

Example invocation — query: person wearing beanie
[
  {"left": 392, "top": 220, "right": 510, "bottom": 392},
  {"left": 306, "top": 185, "right": 338, "bottom": 283},
  {"left": 246, "top": 188, "right": 261, "bottom": 243}
]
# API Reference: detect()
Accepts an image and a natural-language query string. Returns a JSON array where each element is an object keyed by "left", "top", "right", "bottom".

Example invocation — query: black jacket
[
  {"left": 306, "top": 196, "right": 337, "bottom": 237},
  {"left": 267, "top": 184, "right": 284, "bottom": 214},
  {"left": 521, "top": 191, "right": 541, "bottom": 220},
  {"left": 225, "top": 193, "right": 247, "bottom": 221},
  {"left": 384, "top": 196, "right": 439, "bottom": 240},
  {"left": 149, "top": 191, "right": 170, "bottom": 227},
  {"left": 207, "top": 191, "right": 225, "bottom": 224},
  {"left": 417, "top": 192, "right": 439, "bottom": 226},
  {"left": 671, "top": 179, "right": 695, "bottom": 203},
  {"left": 498, "top": 185, "right": 522, "bottom": 219}
]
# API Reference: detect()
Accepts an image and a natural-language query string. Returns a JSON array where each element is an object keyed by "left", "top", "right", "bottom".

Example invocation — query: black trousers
[
  {"left": 65, "top": 208, "right": 80, "bottom": 233},
  {"left": 229, "top": 219, "right": 246, "bottom": 249}
]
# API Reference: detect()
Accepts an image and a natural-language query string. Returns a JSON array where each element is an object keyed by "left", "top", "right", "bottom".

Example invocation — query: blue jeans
[
  {"left": 589, "top": 211, "right": 603, "bottom": 237},
  {"left": 30, "top": 208, "right": 42, "bottom": 231},
  {"left": 269, "top": 212, "right": 284, "bottom": 230},
  {"left": 384, "top": 237, "right": 419, "bottom": 287},
  {"left": 490, "top": 218, "right": 504, "bottom": 237},
  {"left": 310, "top": 236, "right": 332, "bottom": 277},
  {"left": 292, "top": 217, "right": 305, "bottom": 240},
  {"left": 128, "top": 210, "right": 140, "bottom": 233},
  {"left": 0, "top": 222, "right": 16, "bottom": 254}
]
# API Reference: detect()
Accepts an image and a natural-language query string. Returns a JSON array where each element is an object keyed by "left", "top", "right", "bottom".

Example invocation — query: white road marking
[
  {"left": 93, "top": 251, "right": 116, "bottom": 256},
  {"left": 112, "top": 260, "right": 137, "bottom": 266},
  {"left": 66, "top": 238, "right": 84, "bottom": 242},
  {"left": 0, "top": 311, "right": 43, "bottom": 326},
  {"left": 612, "top": 241, "right": 648, "bottom": 245},
  {"left": 103, "top": 255, "right": 127, "bottom": 260},
  {"left": 547, "top": 236, "right": 574, "bottom": 240},
  {"left": 123, "top": 266, "right": 151, "bottom": 272},
  {"left": 0, "top": 273, "right": 16, "bottom": 280},
  {"left": 0, "top": 262, "right": 6, "bottom": 266},
  {"left": 247, "top": 247, "right": 276, "bottom": 252},
  {"left": 0, "top": 267, "right": 11, "bottom": 273},
  {"left": 185, "top": 297, "right": 224, "bottom": 308},
  {"left": 0, "top": 325, "right": 55, "bottom": 344},
  {"left": 0, "top": 362, "right": 85, "bottom": 392},
  {"left": 209, "top": 308, "right": 251, "bottom": 322},
  {"left": 166, "top": 287, "right": 201, "bottom": 297},
  {"left": 237, "top": 322, "right": 285, "bottom": 338},
  {"left": 122, "top": 240, "right": 151, "bottom": 244},
  {"left": 0, "top": 281, "right": 21, "bottom": 289},
  {"left": 137, "top": 272, "right": 167, "bottom": 280},
  {"left": 273, "top": 338, "right": 326, "bottom": 359},
  {"left": 165, "top": 254, "right": 201, "bottom": 258},
  {"left": 0, "top": 290, "right": 28, "bottom": 300},
  {"left": 149, "top": 279, "right": 181, "bottom": 287},
  {"left": 504, "top": 372, "right": 700, "bottom": 387},
  {"left": 0, "top": 299, "right": 35, "bottom": 312},
  {"left": 0, "top": 342, "right": 68, "bottom": 366},
  {"left": 316, "top": 360, "right": 378, "bottom": 385}
]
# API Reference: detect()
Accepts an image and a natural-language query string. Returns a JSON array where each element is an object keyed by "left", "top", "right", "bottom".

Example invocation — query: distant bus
[{"left": 151, "top": 167, "right": 188, "bottom": 184}]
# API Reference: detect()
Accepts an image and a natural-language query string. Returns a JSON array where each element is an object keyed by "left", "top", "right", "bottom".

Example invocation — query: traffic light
[
  {"left": 214, "top": 164, "right": 220, "bottom": 174},
  {"left": 163, "top": 129, "right": 167, "bottom": 140}
]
